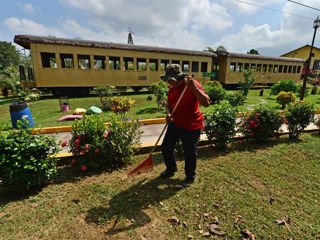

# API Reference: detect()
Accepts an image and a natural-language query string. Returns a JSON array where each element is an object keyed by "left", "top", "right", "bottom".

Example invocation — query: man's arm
[{"left": 184, "top": 76, "right": 210, "bottom": 107}]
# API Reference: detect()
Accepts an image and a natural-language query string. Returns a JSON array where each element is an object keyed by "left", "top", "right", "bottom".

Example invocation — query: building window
[
  {"left": 41, "top": 52, "right": 57, "bottom": 68},
  {"left": 244, "top": 63, "right": 250, "bottom": 70},
  {"left": 237, "top": 63, "right": 243, "bottom": 72},
  {"left": 201, "top": 62, "right": 208, "bottom": 72},
  {"left": 273, "top": 65, "right": 278, "bottom": 73},
  {"left": 251, "top": 63, "right": 256, "bottom": 72},
  {"left": 313, "top": 59, "right": 320, "bottom": 70},
  {"left": 229, "top": 62, "right": 236, "bottom": 72},
  {"left": 268, "top": 64, "right": 273, "bottom": 73},
  {"left": 297, "top": 66, "right": 301, "bottom": 73},
  {"left": 94, "top": 56, "right": 106, "bottom": 69},
  {"left": 256, "top": 64, "right": 261, "bottom": 72},
  {"left": 60, "top": 54, "right": 74, "bottom": 68},
  {"left": 288, "top": 65, "right": 292, "bottom": 73},
  {"left": 77, "top": 55, "right": 91, "bottom": 69},
  {"left": 262, "top": 64, "right": 267, "bottom": 73},
  {"left": 123, "top": 57, "right": 134, "bottom": 70},
  {"left": 149, "top": 59, "right": 158, "bottom": 71},
  {"left": 109, "top": 56, "right": 120, "bottom": 70},
  {"left": 160, "top": 59, "right": 169, "bottom": 71},
  {"left": 172, "top": 60, "right": 180, "bottom": 65},
  {"left": 293, "top": 66, "right": 297, "bottom": 73},
  {"left": 283, "top": 65, "right": 288, "bottom": 73},
  {"left": 192, "top": 61, "right": 199, "bottom": 72},
  {"left": 137, "top": 58, "right": 146, "bottom": 71},
  {"left": 182, "top": 61, "right": 190, "bottom": 72},
  {"left": 279, "top": 65, "right": 283, "bottom": 73}
]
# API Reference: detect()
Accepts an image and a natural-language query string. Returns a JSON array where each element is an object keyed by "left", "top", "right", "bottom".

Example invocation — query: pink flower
[
  {"left": 81, "top": 165, "right": 87, "bottom": 171},
  {"left": 61, "top": 141, "right": 68, "bottom": 147},
  {"left": 85, "top": 144, "right": 89, "bottom": 150}
]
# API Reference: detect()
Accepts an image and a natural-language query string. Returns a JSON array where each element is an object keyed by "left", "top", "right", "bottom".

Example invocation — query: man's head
[{"left": 160, "top": 64, "right": 187, "bottom": 82}]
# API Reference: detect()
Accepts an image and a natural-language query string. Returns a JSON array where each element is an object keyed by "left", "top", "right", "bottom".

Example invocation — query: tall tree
[
  {"left": 0, "top": 41, "right": 20, "bottom": 73},
  {"left": 204, "top": 46, "right": 215, "bottom": 53},
  {"left": 247, "top": 49, "right": 260, "bottom": 55},
  {"left": 216, "top": 45, "right": 227, "bottom": 52}
]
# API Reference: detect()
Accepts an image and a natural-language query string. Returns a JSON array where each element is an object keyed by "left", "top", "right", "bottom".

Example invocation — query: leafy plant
[
  {"left": 69, "top": 115, "right": 142, "bottom": 170},
  {"left": 270, "top": 79, "right": 297, "bottom": 96},
  {"left": 225, "top": 92, "right": 245, "bottom": 107},
  {"left": 150, "top": 81, "right": 168, "bottom": 108},
  {"left": 285, "top": 102, "right": 315, "bottom": 139},
  {"left": 204, "top": 103, "right": 239, "bottom": 149},
  {"left": 240, "top": 104, "right": 284, "bottom": 142},
  {"left": 206, "top": 80, "right": 222, "bottom": 88},
  {"left": 203, "top": 84, "right": 226, "bottom": 104},
  {"left": 276, "top": 91, "right": 296, "bottom": 109},
  {"left": 311, "top": 86, "right": 318, "bottom": 95},
  {"left": 100, "top": 96, "right": 135, "bottom": 113},
  {"left": 238, "top": 69, "right": 255, "bottom": 97},
  {"left": 0, "top": 120, "right": 59, "bottom": 192},
  {"left": 95, "top": 86, "right": 112, "bottom": 97},
  {"left": 295, "top": 83, "right": 312, "bottom": 98}
]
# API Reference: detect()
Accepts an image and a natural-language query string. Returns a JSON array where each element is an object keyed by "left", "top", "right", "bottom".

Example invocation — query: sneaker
[
  {"left": 181, "top": 178, "right": 194, "bottom": 188},
  {"left": 160, "top": 169, "right": 176, "bottom": 178}
]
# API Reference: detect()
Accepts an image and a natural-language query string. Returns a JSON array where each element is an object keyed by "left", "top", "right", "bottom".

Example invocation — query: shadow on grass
[
  {"left": 85, "top": 176, "right": 182, "bottom": 236},
  {"left": 0, "top": 97, "right": 18, "bottom": 106},
  {"left": 136, "top": 107, "right": 162, "bottom": 115}
]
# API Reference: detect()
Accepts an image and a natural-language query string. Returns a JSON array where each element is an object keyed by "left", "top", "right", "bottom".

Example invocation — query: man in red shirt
[{"left": 160, "top": 64, "right": 210, "bottom": 187}]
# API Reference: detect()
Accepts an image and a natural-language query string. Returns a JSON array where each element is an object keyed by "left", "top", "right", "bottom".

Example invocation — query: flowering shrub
[
  {"left": 100, "top": 96, "right": 135, "bottom": 113},
  {"left": 69, "top": 115, "right": 142, "bottom": 170},
  {"left": 0, "top": 120, "right": 59, "bottom": 192},
  {"left": 204, "top": 103, "right": 239, "bottom": 149},
  {"left": 240, "top": 104, "right": 284, "bottom": 142},
  {"left": 276, "top": 91, "right": 296, "bottom": 109},
  {"left": 285, "top": 102, "right": 315, "bottom": 139}
]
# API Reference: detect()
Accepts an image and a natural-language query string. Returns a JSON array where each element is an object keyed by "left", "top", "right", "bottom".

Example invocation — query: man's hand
[
  {"left": 184, "top": 75, "right": 196, "bottom": 90},
  {"left": 166, "top": 113, "right": 173, "bottom": 124}
]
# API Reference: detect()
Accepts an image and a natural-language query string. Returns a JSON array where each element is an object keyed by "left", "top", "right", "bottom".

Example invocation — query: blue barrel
[{"left": 10, "top": 102, "right": 34, "bottom": 129}]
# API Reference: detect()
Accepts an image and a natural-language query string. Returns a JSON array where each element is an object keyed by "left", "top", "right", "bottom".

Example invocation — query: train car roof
[
  {"left": 14, "top": 34, "right": 216, "bottom": 58},
  {"left": 217, "top": 51, "right": 305, "bottom": 63}
]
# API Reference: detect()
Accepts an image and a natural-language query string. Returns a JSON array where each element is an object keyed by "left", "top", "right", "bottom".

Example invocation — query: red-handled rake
[{"left": 127, "top": 84, "right": 188, "bottom": 176}]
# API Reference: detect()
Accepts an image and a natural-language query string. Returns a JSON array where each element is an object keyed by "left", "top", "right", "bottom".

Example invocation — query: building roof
[
  {"left": 280, "top": 44, "right": 320, "bottom": 57},
  {"left": 14, "top": 34, "right": 216, "bottom": 57},
  {"left": 218, "top": 51, "right": 305, "bottom": 63}
]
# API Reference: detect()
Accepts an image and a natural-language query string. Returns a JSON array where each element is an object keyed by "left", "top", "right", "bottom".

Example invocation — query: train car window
[
  {"left": 160, "top": 60, "right": 169, "bottom": 70},
  {"left": 256, "top": 64, "right": 261, "bottom": 72},
  {"left": 182, "top": 61, "right": 190, "bottom": 72},
  {"left": 293, "top": 66, "right": 297, "bottom": 73},
  {"left": 149, "top": 59, "right": 158, "bottom": 71},
  {"left": 172, "top": 60, "right": 180, "bottom": 65},
  {"left": 297, "top": 66, "right": 301, "bottom": 73},
  {"left": 273, "top": 65, "right": 278, "bottom": 73},
  {"left": 41, "top": 52, "right": 57, "bottom": 68},
  {"left": 279, "top": 65, "right": 283, "bottom": 73},
  {"left": 237, "top": 63, "right": 243, "bottom": 72},
  {"left": 94, "top": 56, "right": 106, "bottom": 69},
  {"left": 60, "top": 54, "right": 74, "bottom": 68},
  {"left": 78, "top": 55, "right": 91, "bottom": 69},
  {"left": 283, "top": 65, "right": 288, "bottom": 73},
  {"left": 229, "top": 62, "right": 236, "bottom": 72},
  {"left": 192, "top": 62, "right": 199, "bottom": 72},
  {"left": 201, "top": 62, "right": 208, "bottom": 72},
  {"left": 288, "top": 65, "right": 292, "bottom": 73},
  {"left": 124, "top": 57, "right": 134, "bottom": 70},
  {"left": 268, "top": 64, "right": 273, "bottom": 73},
  {"left": 244, "top": 63, "right": 250, "bottom": 70},
  {"left": 313, "top": 59, "right": 320, "bottom": 70},
  {"left": 262, "top": 64, "right": 267, "bottom": 73},
  {"left": 109, "top": 56, "right": 120, "bottom": 70},
  {"left": 137, "top": 58, "right": 147, "bottom": 71},
  {"left": 251, "top": 64, "right": 256, "bottom": 72}
]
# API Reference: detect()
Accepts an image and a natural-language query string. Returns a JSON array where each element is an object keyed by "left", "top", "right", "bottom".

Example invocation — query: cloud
[
  {"left": 4, "top": 17, "right": 64, "bottom": 37},
  {"left": 222, "top": 0, "right": 284, "bottom": 14},
  {"left": 18, "top": 3, "right": 35, "bottom": 13}
]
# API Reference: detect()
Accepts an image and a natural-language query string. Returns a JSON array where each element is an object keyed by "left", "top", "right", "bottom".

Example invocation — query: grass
[
  {"left": 1, "top": 89, "right": 320, "bottom": 129},
  {"left": 0, "top": 133, "right": 319, "bottom": 239}
]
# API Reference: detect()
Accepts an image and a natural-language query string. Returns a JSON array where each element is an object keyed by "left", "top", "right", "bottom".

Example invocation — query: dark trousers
[{"left": 161, "top": 122, "right": 201, "bottom": 180}]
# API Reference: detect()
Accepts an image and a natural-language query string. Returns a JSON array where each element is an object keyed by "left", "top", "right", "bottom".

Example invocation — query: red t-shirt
[{"left": 167, "top": 80, "right": 207, "bottom": 131}]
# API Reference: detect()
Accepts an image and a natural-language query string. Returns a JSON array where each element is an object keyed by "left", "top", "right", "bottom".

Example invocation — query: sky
[{"left": 1, "top": 0, "right": 320, "bottom": 57}]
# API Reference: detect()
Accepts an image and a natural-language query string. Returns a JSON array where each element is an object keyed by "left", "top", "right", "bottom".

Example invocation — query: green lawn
[
  {"left": 1, "top": 89, "right": 320, "bottom": 129},
  {"left": 0, "top": 133, "right": 319, "bottom": 239}
]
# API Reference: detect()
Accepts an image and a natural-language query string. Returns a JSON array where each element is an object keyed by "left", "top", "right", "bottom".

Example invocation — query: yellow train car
[
  {"left": 14, "top": 35, "right": 215, "bottom": 96},
  {"left": 216, "top": 52, "right": 305, "bottom": 88}
]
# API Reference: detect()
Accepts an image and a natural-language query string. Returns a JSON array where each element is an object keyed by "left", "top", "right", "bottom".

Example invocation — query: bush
[
  {"left": 150, "top": 81, "right": 168, "bottom": 108},
  {"left": 24, "top": 93, "right": 40, "bottom": 102},
  {"left": 203, "top": 85, "right": 226, "bottom": 104},
  {"left": 285, "top": 102, "right": 315, "bottom": 139},
  {"left": 206, "top": 80, "right": 222, "bottom": 88},
  {"left": 204, "top": 103, "right": 239, "bottom": 149},
  {"left": 276, "top": 91, "right": 296, "bottom": 109},
  {"left": 100, "top": 96, "right": 135, "bottom": 113},
  {"left": 69, "top": 115, "right": 142, "bottom": 170},
  {"left": 95, "top": 86, "right": 112, "bottom": 97},
  {"left": 270, "top": 80, "right": 297, "bottom": 95},
  {"left": 311, "top": 86, "right": 318, "bottom": 95},
  {"left": 295, "top": 83, "right": 312, "bottom": 97},
  {"left": 240, "top": 104, "right": 284, "bottom": 142},
  {"left": 225, "top": 92, "right": 245, "bottom": 107},
  {"left": 0, "top": 120, "right": 59, "bottom": 192}
]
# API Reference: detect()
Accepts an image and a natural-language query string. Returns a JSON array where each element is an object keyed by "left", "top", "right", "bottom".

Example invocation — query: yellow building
[{"left": 280, "top": 45, "right": 320, "bottom": 71}]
